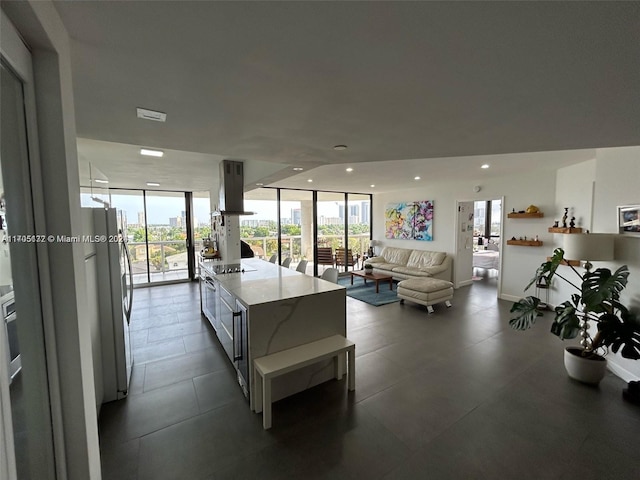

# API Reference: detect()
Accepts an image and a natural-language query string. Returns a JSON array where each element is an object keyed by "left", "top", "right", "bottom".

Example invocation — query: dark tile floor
[{"left": 98, "top": 271, "right": 640, "bottom": 479}]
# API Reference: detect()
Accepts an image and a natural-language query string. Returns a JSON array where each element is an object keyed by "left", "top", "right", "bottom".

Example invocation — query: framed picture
[
  {"left": 385, "top": 200, "right": 433, "bottom": 241},
  {"left": 617, "top": 205, "right": 640, "bottom": 236}
]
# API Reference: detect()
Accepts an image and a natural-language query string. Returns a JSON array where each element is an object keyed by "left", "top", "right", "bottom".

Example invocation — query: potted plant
[
  {"left": 364, "top": 263, "right": 374, "bottom": 273},
  {"left": 509, "top": 248, "right": 640, "bottom": 384}
]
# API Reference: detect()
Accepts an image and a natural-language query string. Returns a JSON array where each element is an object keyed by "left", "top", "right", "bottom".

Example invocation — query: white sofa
[{"left": 365, "top": 246, "right": 453, "bottom": 282}]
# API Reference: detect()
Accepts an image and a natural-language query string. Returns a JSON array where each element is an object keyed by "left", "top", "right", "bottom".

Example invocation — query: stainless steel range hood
[{"left": 216, "top": 160, "right": 255, "bottom": 216}]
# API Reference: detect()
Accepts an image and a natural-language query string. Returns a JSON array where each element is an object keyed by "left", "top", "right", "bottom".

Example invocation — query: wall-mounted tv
[{"left": 617, "top": 205, "right": 640, "bottom": 235}]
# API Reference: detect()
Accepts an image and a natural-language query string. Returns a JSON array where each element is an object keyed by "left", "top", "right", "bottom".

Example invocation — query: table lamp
[{"left": 563, "top": 233, "right": 614, "bottom": 272}]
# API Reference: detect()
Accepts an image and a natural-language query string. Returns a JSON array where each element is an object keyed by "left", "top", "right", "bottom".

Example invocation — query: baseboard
[
  {"left": 499, "top": 293, "right": 520, "bottom": 303},
  {"left": 607, "top": 360, "right": 639, "bottom": 382},
  {"left": 456, "top": 279, "right": 473, "bottom": 288}
]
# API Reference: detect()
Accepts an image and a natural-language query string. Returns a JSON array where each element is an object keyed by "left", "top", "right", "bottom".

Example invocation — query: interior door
[
  {"left": 1, "top": 11, "right": 57, "bottom": 479},
  {"left": 455, "top": 201, "right": 475, "bottom": 287}
]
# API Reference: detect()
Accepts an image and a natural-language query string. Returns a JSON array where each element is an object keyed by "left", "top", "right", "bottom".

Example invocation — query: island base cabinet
[{"left": 247, "top": 289, "right": 347, "bottom": 407}]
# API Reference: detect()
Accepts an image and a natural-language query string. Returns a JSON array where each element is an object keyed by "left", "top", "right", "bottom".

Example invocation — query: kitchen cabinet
[{"left": 199, "top": 258, "right": 346, "bottom": 409}]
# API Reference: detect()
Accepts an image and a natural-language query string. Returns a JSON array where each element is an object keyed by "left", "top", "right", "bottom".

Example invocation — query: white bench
[{"left": 253, "top": 334, "right": 356, "bottom": 429}]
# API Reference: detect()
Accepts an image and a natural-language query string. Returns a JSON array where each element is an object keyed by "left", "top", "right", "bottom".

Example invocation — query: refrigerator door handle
[{"left": 122, "top": 233, "right": 134, "bottom": 324}]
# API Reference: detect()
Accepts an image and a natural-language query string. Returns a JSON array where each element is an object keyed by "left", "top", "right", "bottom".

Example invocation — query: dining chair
[
  {"left": 282, "top": 257, "right": 292, "bottom": 268},
  {"left": 321, "top": 267, "right": 339, "bottom": 284},
  {"left": 268, "top": 254, "right": 277, "bottom": 263},
  {"left": 295, "top": 259, "right": 308, "bottom": 274}
]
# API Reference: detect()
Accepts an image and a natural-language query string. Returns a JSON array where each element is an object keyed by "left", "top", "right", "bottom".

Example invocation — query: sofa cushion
[
  {"left": 380, "top": 247, "right": 412, "bottom": 266},
  {"left": 392, "top": 267, "right": 433, "bottom": 277},
  {"left": 406, "top": 250, "right": 446, "bottom": 269},
  {"left": 372, "top": 263, "right": 398, "bottom": 272}
]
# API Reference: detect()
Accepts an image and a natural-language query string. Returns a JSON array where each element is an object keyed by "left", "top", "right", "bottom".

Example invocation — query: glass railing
[
  {"left": 127, "top": 240, "right": 189, "bottom": 284},
  {"left": 242, "top": 233, "right": 370, "bottom": 267}
]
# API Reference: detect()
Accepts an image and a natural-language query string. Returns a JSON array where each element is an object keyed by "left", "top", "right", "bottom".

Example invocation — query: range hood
[{"left": 216, "top": 160, "right": 255, "bottom": 216}]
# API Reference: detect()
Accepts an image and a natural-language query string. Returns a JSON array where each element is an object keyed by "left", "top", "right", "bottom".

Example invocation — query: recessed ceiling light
[
  {"left": 346, "top": 167, "right": 353, "bottom": 172},
  {"left": 333, "top": 145, "right": 348, "bottom": 151},
  {"left": 136, "top": 107, "right": 167, "bottom": 122},
  {"left": 140, "top": 148, "right": 164, "bottom": 157},
  {"left": 370, "top": 184, "right": 375, "bottom": 188},
  {"left": 307, "top": 179, "right": 313, "bottom": 183},
  {"left": 481, "top": 164, "right": 490, "bottom": 169},
  {"left": 94, "top": 179, "right": 109, "bottom": 184},
  {"left": 293, "top": 167, "right": 304, "bottom": 171},
  {"left": 256, "top": 183, "right": 264, "bottom": 186},
  {"left": 414, "top": 176, "right": 421, "bottom": 180},
  {"left": 146, "top": 182, "right": 160, "bottom": 187}
]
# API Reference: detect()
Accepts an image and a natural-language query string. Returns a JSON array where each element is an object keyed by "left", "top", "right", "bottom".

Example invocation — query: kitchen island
[{"left": 199, "top": 258, "right": 347, "bottom": 411}]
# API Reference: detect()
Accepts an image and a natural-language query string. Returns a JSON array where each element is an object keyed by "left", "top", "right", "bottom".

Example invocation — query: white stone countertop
[{"left": 200, "top": 258, "right": 344, "bottom": 306}]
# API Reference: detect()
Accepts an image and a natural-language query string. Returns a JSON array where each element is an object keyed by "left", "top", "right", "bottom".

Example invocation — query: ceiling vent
[{"left": 136, "top": 107, "right": 167, "bottom": 122}]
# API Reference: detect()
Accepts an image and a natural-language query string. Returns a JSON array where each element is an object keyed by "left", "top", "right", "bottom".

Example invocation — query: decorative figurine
[
  {"left": 562, "top": 207, "right": 569, "bottom": 228},
  {"left": 553, "top": 220, "right": 559, "bottom": 228},
  {"left": 535, "top": 235, "right": 539, "bottom": 242},
  {"left": 570, "top": 217, "right": 576, "bottom": 228}
]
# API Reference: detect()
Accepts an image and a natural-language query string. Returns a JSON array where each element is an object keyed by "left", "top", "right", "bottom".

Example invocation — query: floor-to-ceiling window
[
  {"left": 144, "top": 191, "right": 190, "bottom": 282},
  {"left": 239, "top": 188, "right": 371, "bottom": 276},
  {"left": 347, "top": 193, "right": 371, "bottom": 264},
  {"left": 192, "top": 192, "right": 212, "bottom": 261},
  {"left": 317, "top": 191, "right": 346, "bottom": 257},
  {"left": 108, "top": 190, "right": 149, "bottom": 284},
  {"left": 241, "top": 188, "right": 278, "bottom": 261},
  {"left": 83, "top": 189, "right": 209, "bottom": 284},
  {"left": 279, "top": 190, "right": 313, "bottom": 272}
]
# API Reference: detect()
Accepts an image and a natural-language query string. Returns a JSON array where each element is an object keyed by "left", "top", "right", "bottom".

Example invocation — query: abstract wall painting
[{"left": 385, "top": 200, "right": 434, "bottom": 241}]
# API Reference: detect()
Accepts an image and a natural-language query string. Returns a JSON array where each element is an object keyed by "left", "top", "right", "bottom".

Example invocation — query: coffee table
[{"left": 350, "top": 270, "right": 394, "bottom": 294}]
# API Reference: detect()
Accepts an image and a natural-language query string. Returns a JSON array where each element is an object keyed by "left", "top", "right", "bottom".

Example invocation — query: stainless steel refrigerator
[{"left": 92, "top": 207, "right": 133, "bottom": 401}]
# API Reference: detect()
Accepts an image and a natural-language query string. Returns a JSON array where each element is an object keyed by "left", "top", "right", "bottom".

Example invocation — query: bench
[{"left": 253, "top": 335, "right": 356, "bottom": 429}]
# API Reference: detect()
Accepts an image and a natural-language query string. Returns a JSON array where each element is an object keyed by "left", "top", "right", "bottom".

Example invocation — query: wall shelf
[
  {"left": 508, "top": 212, "right": 544, "bottom": 218},
  {"left": 507, "top": 240, "right": 543, "bottom": 247},
  {"left": 547, "top": 257, "right": 581, "bottom": 266},
  {"left": 548, "top": 227, "right": 583, "bottom": 234}
]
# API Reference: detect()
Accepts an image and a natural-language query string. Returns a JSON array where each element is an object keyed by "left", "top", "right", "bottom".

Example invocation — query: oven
[{"left": 2, "top": 291, "right": 20, "bottom": 384}]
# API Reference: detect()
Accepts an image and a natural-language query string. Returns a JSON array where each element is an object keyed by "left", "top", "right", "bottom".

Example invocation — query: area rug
[{"left": 337, "top": 276, "right": 400, "bottom": 306}]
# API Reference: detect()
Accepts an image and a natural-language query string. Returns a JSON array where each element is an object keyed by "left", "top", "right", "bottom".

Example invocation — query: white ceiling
[{"left": 54, "top": 1, "right": 640, "bottom": 194}]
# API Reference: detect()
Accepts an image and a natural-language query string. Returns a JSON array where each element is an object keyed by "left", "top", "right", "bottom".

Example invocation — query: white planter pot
[{"left": 563, "top": 346, "right": 607, "bottom": 385}]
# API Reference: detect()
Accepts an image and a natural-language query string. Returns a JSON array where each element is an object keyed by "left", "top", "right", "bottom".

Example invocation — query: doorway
[
  {"left": 1, "top": 26, "right": 57, "bottom": 480},
  {"left": 454, "top": 198, "right": 503, "bottom": 295},
  {"left": 472, "top": 198, "right": 502, "bottom": 290}
]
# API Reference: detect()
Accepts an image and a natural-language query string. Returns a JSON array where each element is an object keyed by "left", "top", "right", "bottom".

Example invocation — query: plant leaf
[
  {"left": 582, "top": 266, "right": 629, "bottom": 311},
  {"left": 509, "top": 297, "right": 544, "bottom": 330},
  {"left": 596, "top": 309, "right": 640, "bottom": 360},
  {"left": 524, "top": 248, "right": 566, "bottom": 291},
  {"left": 552, "top": 301, "right": 581, "bottom": 339}
]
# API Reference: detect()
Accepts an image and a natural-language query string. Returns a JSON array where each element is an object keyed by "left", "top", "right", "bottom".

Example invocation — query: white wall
[
  {"left": 372, "top": 161, "right": 558, "bottom": 300},
  {"left": 549, "top": 149, "right": 639, "bottom": 380},
  {"left": 592, "top": 147, "right": 640, "bottom": 380},
  {"left": 372, "top": 148, "right": 639, "bottom": 382}
]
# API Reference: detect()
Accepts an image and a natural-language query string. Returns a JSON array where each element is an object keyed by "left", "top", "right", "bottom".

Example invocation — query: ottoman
[{"left": 397, "top": 278, "right": 453, "bottom": 314}]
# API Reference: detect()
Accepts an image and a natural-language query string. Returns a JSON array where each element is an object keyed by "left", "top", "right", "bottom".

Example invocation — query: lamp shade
[{"left": 563, "top": 233, "right": 614, "bottom": 262}]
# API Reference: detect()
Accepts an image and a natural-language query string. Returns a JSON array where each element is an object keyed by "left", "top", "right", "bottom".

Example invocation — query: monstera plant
[{"left": 509, "top": 248, "right": 640, "bottom": 384}]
